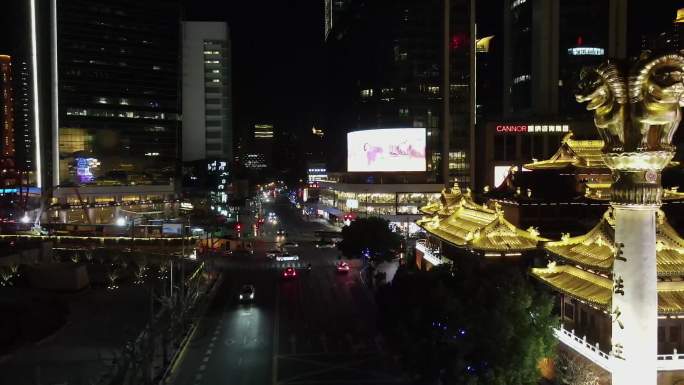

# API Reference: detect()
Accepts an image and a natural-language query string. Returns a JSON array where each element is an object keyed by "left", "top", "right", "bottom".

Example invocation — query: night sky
[{"left": 3, "top": 1, "right": 684, "bottom": 146}]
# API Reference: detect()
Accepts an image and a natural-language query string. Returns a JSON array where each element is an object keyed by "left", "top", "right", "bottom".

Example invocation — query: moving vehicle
[
  {"left": 239, "top": 284, "right": 255, "bottom": 302},
  {"left": 266, "top": 249, "right": 281, "bottom": 260},
  {"left": 336, "top": 261, "right": 350, "bottom": 273},
  {"left": 276, "top": 229, "right": 287, "bottom": 236},
  {"left": 282, "top": 267, "right": 297, "bottom": 278},
  {"left": 315, "top": 240, "right": 336, "bottom": 248},
  {"left": 276, "top": 253, "right": 299, "bottom": 262},
  {"left": 283, "top": 241, "right": 299, "bottom": 248}
]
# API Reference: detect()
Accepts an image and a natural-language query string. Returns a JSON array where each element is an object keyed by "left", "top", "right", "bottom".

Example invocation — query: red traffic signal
[{"left": 235, "top": 222, "right": 242, "bottom": 232}]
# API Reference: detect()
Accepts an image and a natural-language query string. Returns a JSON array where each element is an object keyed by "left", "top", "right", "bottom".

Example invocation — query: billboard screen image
[{"left": 347, "top": 128, "right": 426, "bottom": 172}]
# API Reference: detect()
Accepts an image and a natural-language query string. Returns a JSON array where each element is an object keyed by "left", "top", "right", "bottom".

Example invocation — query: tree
[
  {"left": 554, "top": 351, "right": 601, "bottom": 385},
  {"left": 337, "top": 217, "right": 402, "bottom": 261},
  {"left": 376, "top": 262, "right": 557, "bottom": 385}
]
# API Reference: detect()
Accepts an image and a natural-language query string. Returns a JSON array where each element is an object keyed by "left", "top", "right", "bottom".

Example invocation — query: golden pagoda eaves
[
  {"left": 417, "top": 191, "right": 547, "bottom": 253},
  {"left": 524, "top": 132, "right": 605, "bottom": 170},
  {"left": 544, "top": 209, "right": 684, "bottom": 276},
  {"left": 532, "top": 264, "right": 684, "bottom": 315}
]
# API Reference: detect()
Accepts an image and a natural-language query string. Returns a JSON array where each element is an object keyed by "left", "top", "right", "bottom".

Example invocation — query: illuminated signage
[
  {"left": 346, "top": 199, "right": 359, "bottom": 209},
  {"left": 75, "top": 157, "right": 100, "bottom": 183},
  {"left": 567, "top": 47, "right": 604, "bottom": 56},
  {"left": 162, "top": 223, "right": 182, "bottom": 235},
  {"left": 496, "top": 125, "right": 528, "bottom": 133},
  {"left": 495, "top": 124, "right": 570, "bottom": 134},
  {"left": 347, "top": 128, "right": 426, "bottom": 172}
]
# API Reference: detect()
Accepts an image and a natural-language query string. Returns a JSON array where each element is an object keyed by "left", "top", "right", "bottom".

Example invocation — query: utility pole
[{"left": 442, "top": 0, "right": 451, "bottom": 187}]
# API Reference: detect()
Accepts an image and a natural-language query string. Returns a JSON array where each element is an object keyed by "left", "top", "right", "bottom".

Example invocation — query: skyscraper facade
[
  {"left": 502, "top": 0, "right": 627, "bottom": 119},
  {"left": 50, "top": 0, "right": 181, "bottom": 193},
  {"left": 182, "top": 21, "right": 233, "bottom": 163},
  {"left": 1, "top": 55, "right": 16, "bottom": 160},
  {"left": 324, "top": 0, "right": 475, "bottom": 186}
]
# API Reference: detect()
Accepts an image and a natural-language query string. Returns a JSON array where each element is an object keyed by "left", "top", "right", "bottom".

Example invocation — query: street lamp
[
  {"left": 116, "top": 217, "right": 127, "bottom": 227},
  {"left": 20, "top": 213, "right": 30, "bottom": 224}
]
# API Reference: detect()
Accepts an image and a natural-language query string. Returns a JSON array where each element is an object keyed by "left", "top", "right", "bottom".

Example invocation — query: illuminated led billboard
[{"left": 347, "top": 128, "right": 426, "bottom": 172}]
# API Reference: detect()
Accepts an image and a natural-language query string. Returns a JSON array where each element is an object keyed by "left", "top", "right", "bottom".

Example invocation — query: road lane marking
[
  {"left": 206, "top": 349, "right": 213, "bottom": 355},
  {"left": 238, "top": 357, "right": 243, "bottom": 366},
  {"left": 203, "top": 356, "right": 209, "bottom": 362},
  {"left": 195, "top": 373, "right": 203, "bottom": 380},
  {"left": 199, "top": 364, "right": 206, "bottom": 371}
]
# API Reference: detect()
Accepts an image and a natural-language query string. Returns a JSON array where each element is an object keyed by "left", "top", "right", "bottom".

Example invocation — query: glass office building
[{"left": 54, "top": 0, "right": 181, "bottom": 187}]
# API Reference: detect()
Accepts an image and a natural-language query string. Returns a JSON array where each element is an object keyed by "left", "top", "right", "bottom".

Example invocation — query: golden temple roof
[
  {"left": 545, "top": 209, "right": 684, "bottom": 276},
  {"left": 417, "top": 189, "right": 546, "bottom": 252},
  {"left": 532, "top": 264, "right": 684, "bottom": 315},
  {"left": 420, "top": 184, "right": 464, "bottom": 216},
  {"left": 525, "top": 133, "right": 605, "bottom": 170}
]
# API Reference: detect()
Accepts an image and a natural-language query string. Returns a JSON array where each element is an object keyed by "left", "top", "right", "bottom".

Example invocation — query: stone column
[{"left": 607, "top": 153, "right": 671, "bottom": 385}]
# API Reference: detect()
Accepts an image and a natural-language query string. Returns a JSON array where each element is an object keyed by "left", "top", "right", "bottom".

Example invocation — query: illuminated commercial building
[
  {"left": 247, "top": 123, "right": 274, "bottom": 170},
  {"left": 325, "top": 0, "right": 474, "bottom": 185},
  {"left": 484, "top": 121, "right": 571, "bottom": 188},
  {"left": 254, "top": 124, "right": 274, "bottom": 139},
  {"left": 307, "top": 162, "right": 327, "bottom": 183},
  {"left": 242, "top": 153, "right": 267, "bottom": 170},
  {"left": 318, "top": 173, "right": 441, "bottom": 235},
  {"left": 1, "top": 56, "right": 16, "bottom": 160},
  {"left": 182, "top": 21, "right": 233, "bottom": 162},
  {"left": 27, "top": 0, "right": 182, "bottom": 206},
  {"left": 502, "top": 0, "right": 627, "bottom": 118}
]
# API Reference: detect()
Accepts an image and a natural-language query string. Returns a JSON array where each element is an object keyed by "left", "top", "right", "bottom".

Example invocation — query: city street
[{"left": 169, "top": 196, "right": 405, "bottom": 385}]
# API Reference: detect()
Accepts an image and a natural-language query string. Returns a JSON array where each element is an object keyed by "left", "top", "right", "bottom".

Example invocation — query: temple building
[
  {"left": 487, "top": 132, "right": 684, "bottom": 237},
  {"left": 415, "top": 184, "right": 546, "bottom": 270},
  {"left": 415, "top": 135, "right": 684, "bottom": 382},
  {"left": 531, "top": 208, "right": 684, "bottom": 377}
]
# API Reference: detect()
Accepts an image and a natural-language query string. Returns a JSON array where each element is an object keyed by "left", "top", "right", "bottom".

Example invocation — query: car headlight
[
  {"left": 250, "top": 293, "right": 254, "bottom": 299},
  {"left": 239, "top": 294, "right": 243, "bottom": 299}
]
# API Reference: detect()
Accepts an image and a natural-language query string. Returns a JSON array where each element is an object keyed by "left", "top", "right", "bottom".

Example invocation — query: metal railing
[{"left": 415, "top": 239, "right": 447, "bottom": 266}]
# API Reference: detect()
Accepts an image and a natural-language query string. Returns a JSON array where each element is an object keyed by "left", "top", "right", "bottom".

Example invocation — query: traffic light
[{"left": 236, "top": 222, "right": 242, "bottom": 232}]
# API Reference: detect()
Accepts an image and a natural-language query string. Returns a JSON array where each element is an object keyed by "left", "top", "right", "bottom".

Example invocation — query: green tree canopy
[
  {"left": 376, "top": 262, "right": 557, "bottom": 385},
  {"left": 337, "top": 217, "right": 402, "bottom": 261}
]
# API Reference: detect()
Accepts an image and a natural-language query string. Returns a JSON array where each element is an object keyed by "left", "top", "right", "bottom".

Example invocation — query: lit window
[
  {"left": 360, "top": 89, "right": 373, "bottom": 98},
  {"left": 513, "top": 74, "right": 531, "bottom": 84}
]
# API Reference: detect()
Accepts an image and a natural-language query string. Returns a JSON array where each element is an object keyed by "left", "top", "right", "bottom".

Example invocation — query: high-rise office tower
[
  {"left": 182, "top": 21, "right": 233, "bottom": 163},
  {"left": 502, "top": 0, "right": 627, "bottom": 119},
  {"left": 324, "top": 0, "right": 475, "bottom": 185},
  {"left": 14, "top": 61, "right": 33, "bottom": 174},
  {"left": 252, "top": 123, "right": 274, "bottom": 169},
  {"left": 18, "top": 0, "right": 182, "bottom": 204},
  {"left": 1, "top": 55, "right": 16, "bottom": 160}
]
